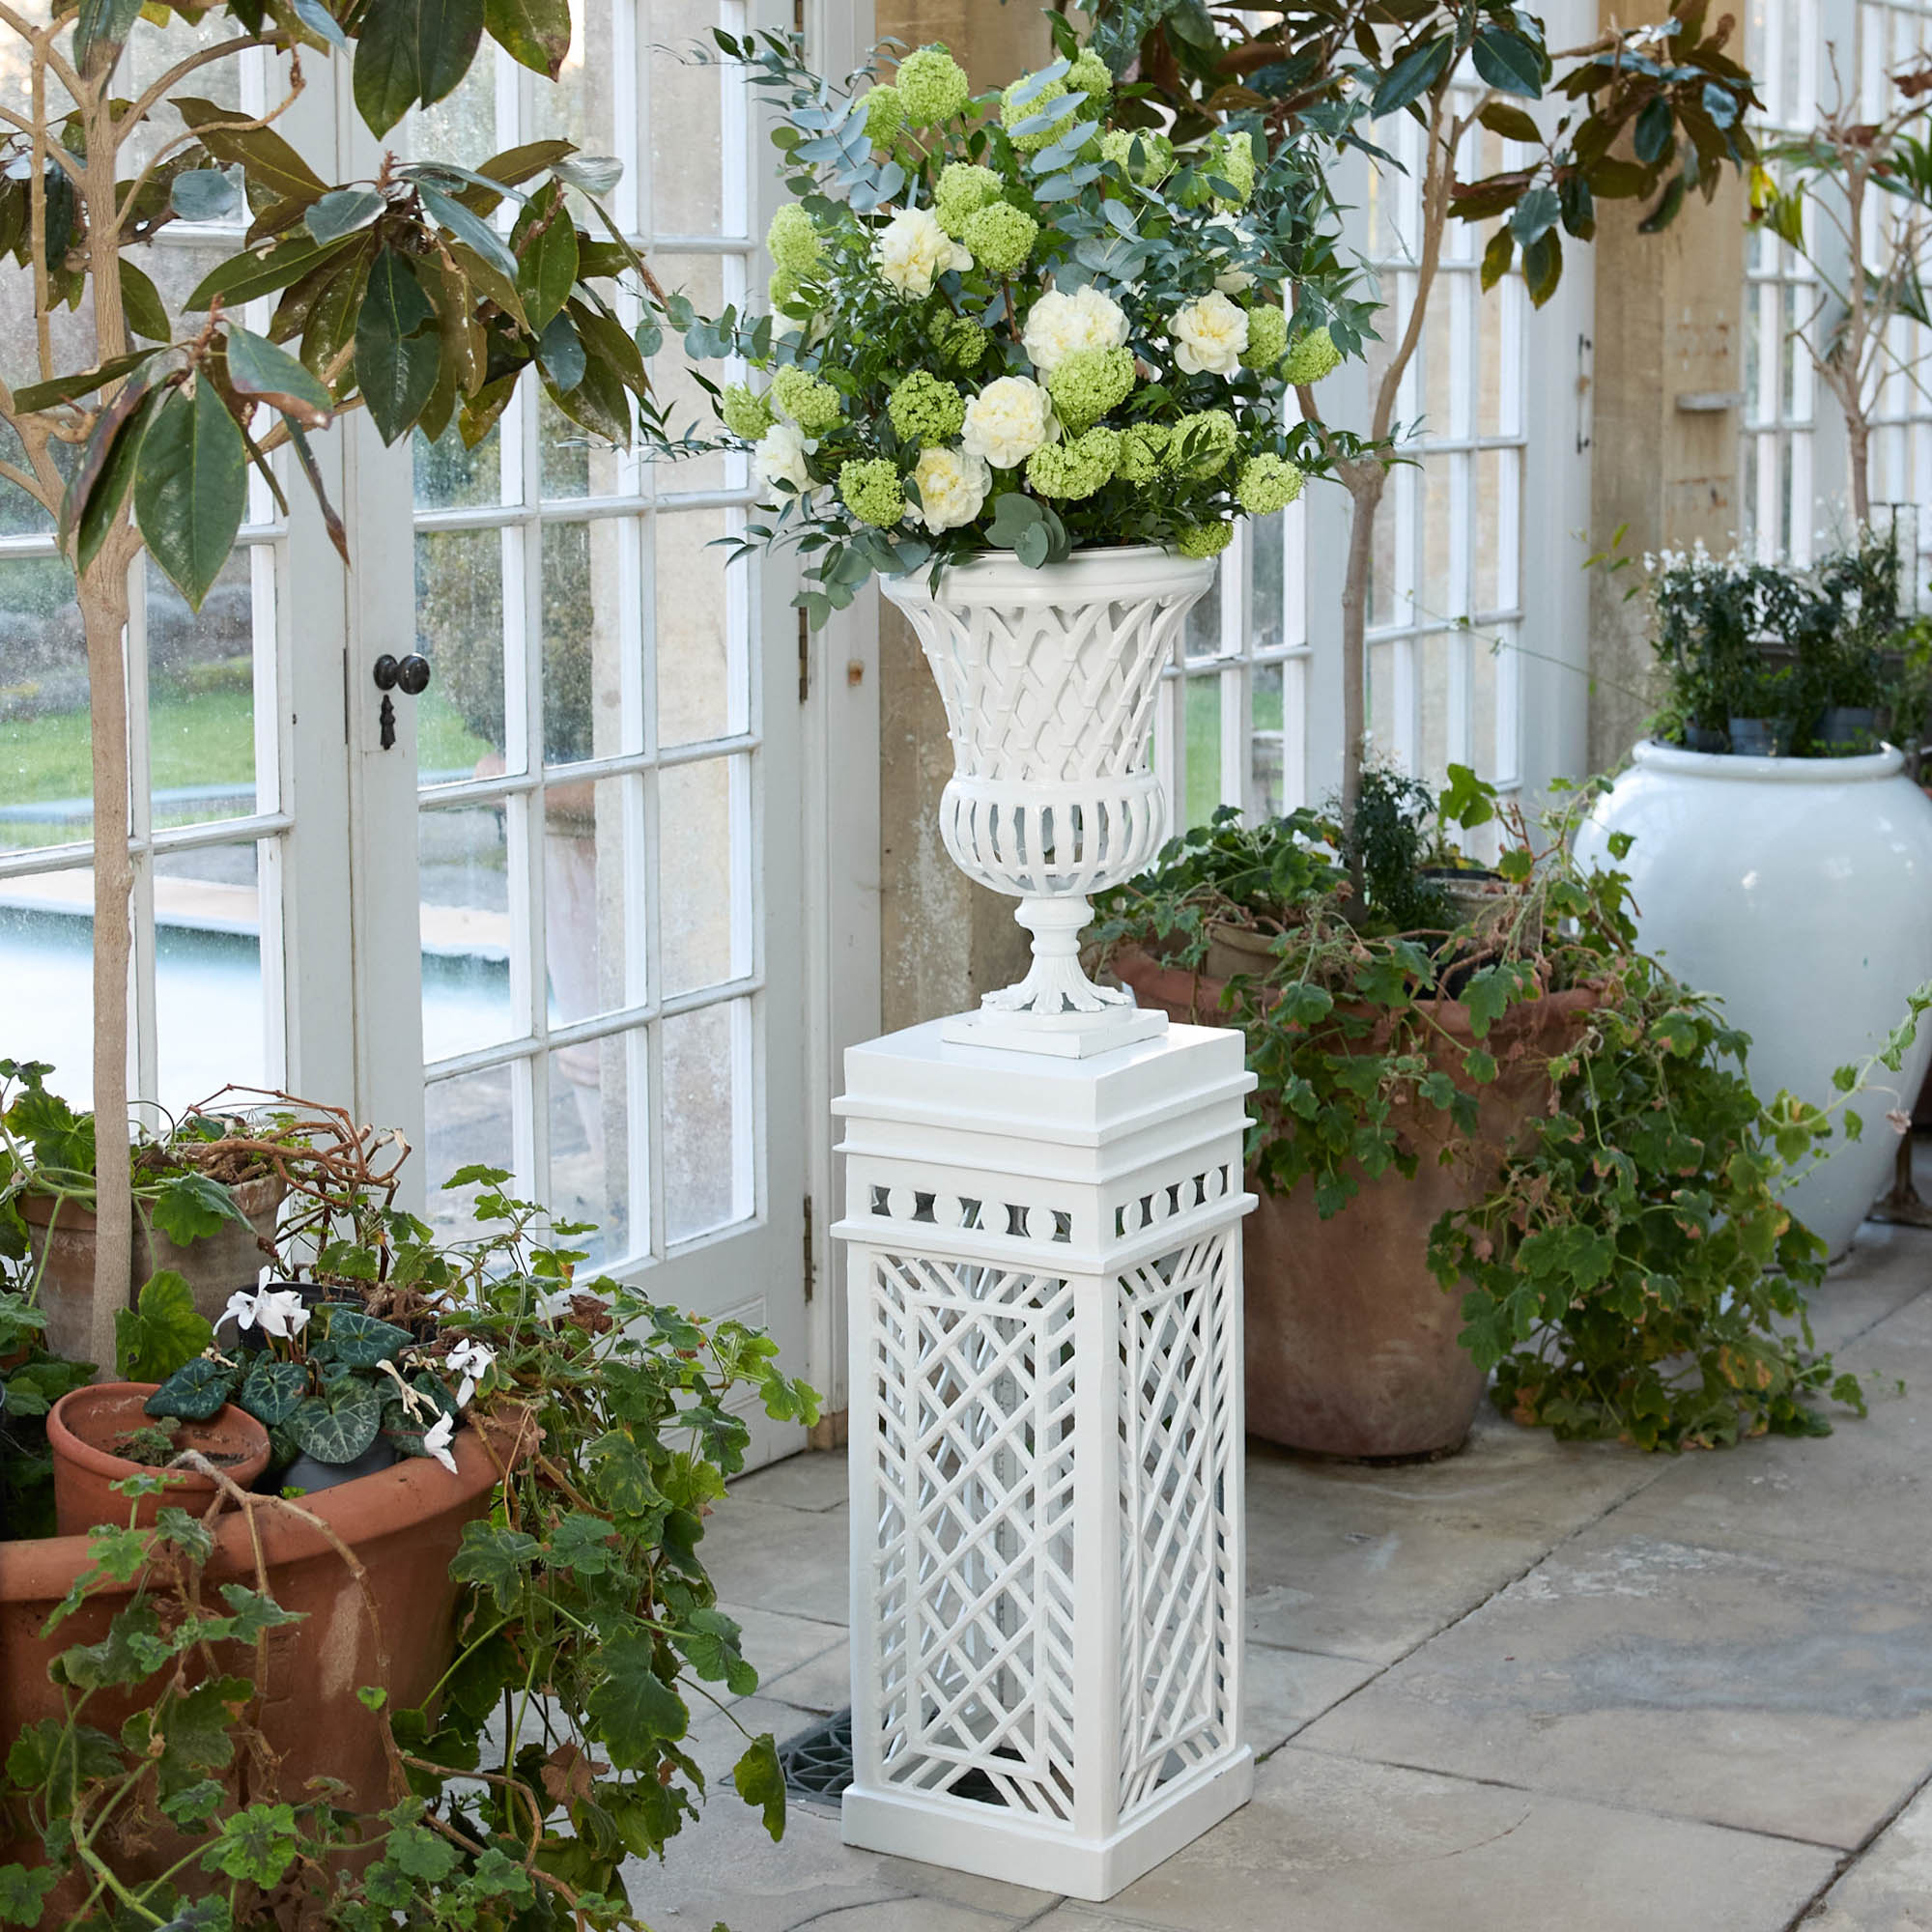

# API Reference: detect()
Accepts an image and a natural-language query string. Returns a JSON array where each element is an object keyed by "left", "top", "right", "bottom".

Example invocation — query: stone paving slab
[
  {"left": 1809, "top": 1226, "right": 1932, "bottom": 1348},
  {"left": 1294, "top": 1525, "right": 1932, "bottom": 1848},
  {"left": 1243, "top": 1408, "right": 1663, "bottom": 1663},
  {"left": 697, "top": 1495, "right": 853, "bottom": 1626},
  {"left": 1029, "top": 1748, "right": 1833, "bottom": 1932},
  {"left": 1245, "top": 1644, "right": 1382, "bottom": 1755},
  {"left": 1804, "top": 1777, "right": 1932, "bottom": 1930}
]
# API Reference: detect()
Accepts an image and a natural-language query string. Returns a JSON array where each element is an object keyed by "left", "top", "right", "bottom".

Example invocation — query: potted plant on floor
[
  {"left": 645, "top": 31, "right": 1382, "bottom": 1036},
  {"left": 0, "top": 1149, "right": 820, "bottom": 1925},
  {"left": 1094, "top": 769, "right": 1902, "bottom": 1456},
  {"left": 1575, "top": 532, "right": 1932, "bottom": 1257}
]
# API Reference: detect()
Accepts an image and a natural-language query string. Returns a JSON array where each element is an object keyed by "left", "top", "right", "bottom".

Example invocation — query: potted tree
[
  {"left": 0, "top": 0, "right": 672, "bottom": 1377},
  {"left": 1575, "top": 533, "right": 1932, "bottom": 1256}
]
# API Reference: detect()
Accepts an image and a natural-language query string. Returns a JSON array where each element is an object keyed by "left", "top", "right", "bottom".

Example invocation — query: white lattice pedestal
[{"left": 834, "top": 1019, "right": 1258, "bottom": 1900}]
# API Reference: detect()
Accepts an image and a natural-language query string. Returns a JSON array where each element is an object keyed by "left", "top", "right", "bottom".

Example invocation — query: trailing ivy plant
[
  {"left": 0, "top": 1174, "right": 820, "bottom": 1927},
  {"left": 1093, "top": 774, "right": 1918, "bottom": 1447}
]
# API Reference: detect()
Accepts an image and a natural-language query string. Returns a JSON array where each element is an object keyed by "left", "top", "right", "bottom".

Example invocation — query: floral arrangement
[{"left": 656, "top": 27, "right": 1375, "bottom": 621}]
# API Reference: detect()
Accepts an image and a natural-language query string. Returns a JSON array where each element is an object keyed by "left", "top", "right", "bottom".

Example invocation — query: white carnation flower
[
  {"left": 911, "top": 444, "right": 992, "bottom": 531},
  {"left": 1168, "top": 291, "right": 1250, "bottom": 377},
  {"left": 961, "top": 376, "right": 1056, "bottom": 469},
  {"left": 753, "top": 421, "right": 812, "bottom": 497},
  {"left": 874, "top": 206, "right": 971, "bottom": 298},
  {"left": 1022, "top": 285, "right": 1129, "bottom": 375}
]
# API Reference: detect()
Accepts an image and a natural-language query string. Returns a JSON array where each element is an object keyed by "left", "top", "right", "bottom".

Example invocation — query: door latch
[{"left": 372, "top": 653, "right": 432, "bottom": 751}]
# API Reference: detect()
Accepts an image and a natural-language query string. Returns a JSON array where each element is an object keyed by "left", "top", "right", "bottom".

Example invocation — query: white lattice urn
[
  {"left": 881, "top": 545, "right": 1217, "bottom": 1058},
  {"left": 1574, "top": 740, "right": 1932, "bottom": 1257},
  {"left": 835, "top": 1019, "right": 1258, "bottom": 1898}
]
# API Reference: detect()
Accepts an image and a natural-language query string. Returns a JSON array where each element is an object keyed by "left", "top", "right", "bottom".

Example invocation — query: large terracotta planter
[
  {"left": 0, "top": 1409, "right": 531, "bottom": 1905},
  {"left": 20, "top": 1172, "right": 286, "bottom": 1364},
  {"left": 47, "top": 1381, "right": 270, "bottom": 1534},
  {"left": 1116, "top": 950, "right": 1596, "bottom": 1458}
]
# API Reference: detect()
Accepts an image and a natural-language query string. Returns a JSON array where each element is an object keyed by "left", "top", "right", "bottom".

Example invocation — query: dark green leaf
[
  {"left": 537, "top": 308, "right": 585, "bottom": 391},
  {"left": 186, "top": 233, "right": 357, "bottom": 313},
  {"left": 134, "top": 379, "right": 248, "bottom": 610},
  {"left": 733, "top": 1733, "right": 784, "bottom": 1841},
  {"left": 485, "top": 0, "right": 571, "bottom": 77},
  {"left": 1370, "top": 37, "right": 1451, "bottom": 119},
  {"left": 236, "top": 1357, "right": 309, "bottom": 1427},
  {"left": 586, "top": 1633, "right": 688, "bottom": 1768},
  {"left": 200, "top": 1804, "right": 300, "bottom": 1887},
  {"left": 120, "top": 258, "right": 171, "bottom": 341},
  {"left": 417, "top": 181, "right": 520, "bottom": 279},
  {"left": 512, "top": 180, "right": 579, "bottom": 331},
  {"left": 354, "top": 248, "right": 440, "bottom": 444},
  {"left": 175, "top": 97, "right": 329, "bottom": 203},
  {"left": 1478, "top": 101, "right": 1543, "bottom": 144},
  {"left": 1638, "top": 172, "right": 1688, "bottom": 234},
  {"left": 305, "top": 185, "right": 384, "bottom": 243},
  {"left": 448, "top": 1520, "right": 542, "bottom": 1610},
  {"left": 1470, "top": 29, "right": 1543, "bottom": 99},
  {"left": 64, "top": 365, "right": 159, "bottom": 572},
  {"left": 12, "top": 349, "right": 154, "bottom": 413},
  {"left": 0, "top": 1866, "right": 59, "bottom": 1926},
  {"left": 224, "top": 324, "right": 335, "bottom": 425},
  {"left": 171, "top": 169, "right": 242, "bottom": 221},
  {"left": 310, "top": 1303, "right": 413, "bottom": 1367},
  {"left": 150, "top": 1171, "right": 251, "bottom": 1244},
  {"left": 71, "top": 0, "right": 144, "bottom": 73},
  {"left": 146, "top": 1354, "right": 239, "bottom": 1422},
  {"left": 354, "top": 0, "right": 485, "bottom": 135},
  {"left": 1634, "top": 96, "right": 1675, "bottom": 166},
  {"left": 288, "top": 1377, "right": 384, "bottom": 1463}
]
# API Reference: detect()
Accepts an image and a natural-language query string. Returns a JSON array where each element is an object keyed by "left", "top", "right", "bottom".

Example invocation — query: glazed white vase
[
  {"left": 1574, "top": 741, "right": 1932, "bottom": 1257},
  {"left": 881, "top": 545, "right": 1216, "bottom": 1057}
]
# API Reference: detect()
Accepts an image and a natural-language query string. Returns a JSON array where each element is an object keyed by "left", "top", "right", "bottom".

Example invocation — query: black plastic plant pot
[
  {"left": 1818, "top": 706, "right": 1879, "bottom": 753},
  {"left": 1683, "top": 724, "right": 1728, "bottom": 753},
  {"left": 1727, "top": 716, "right": 1790, "bottom": 757},
  {"left": 280, "top": 1435, "right": 402, "bottom": 1495}
]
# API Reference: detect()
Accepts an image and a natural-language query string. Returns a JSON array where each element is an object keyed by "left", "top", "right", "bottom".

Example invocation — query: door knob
[{"left": 373, "top": 654, "right": 433, "bottom": 749}]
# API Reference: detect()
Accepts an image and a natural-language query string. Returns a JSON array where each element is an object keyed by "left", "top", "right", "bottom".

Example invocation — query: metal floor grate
[{"left": 779, "top": 1708, "right": 854, "bottom": 1804}]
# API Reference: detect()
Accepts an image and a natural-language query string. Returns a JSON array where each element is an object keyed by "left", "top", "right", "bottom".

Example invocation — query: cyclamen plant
[{"left": 655, "top": 27, "right": 1376, "bottom": 624}]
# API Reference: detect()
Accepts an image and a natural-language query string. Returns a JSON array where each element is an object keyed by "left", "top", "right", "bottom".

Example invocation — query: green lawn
[{"left": 0, "top": 689, "right": 494, "bottom": 812}]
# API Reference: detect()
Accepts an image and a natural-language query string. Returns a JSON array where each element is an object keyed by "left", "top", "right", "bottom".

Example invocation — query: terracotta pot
[
  {"left": 47, "top": 1382, "right": 270, "bottom": 1534},
  {"left": 1115, "top": 949, "right": 1597, "bottom": 1458},
  {"left": 0, "top": 1409, "right": 533, "bottom": 1907},
  {"left": 19, "top": 1172, "right": 286, "bottom": 1365}
]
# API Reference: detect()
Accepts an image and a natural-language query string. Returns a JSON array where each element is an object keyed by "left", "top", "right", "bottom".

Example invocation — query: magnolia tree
[
  {"left": 2, "top": 0, "right": 669, "bottom": 1367},
  {"left": 1085, "top": 0, "right": 1762, "bottom": 838}
]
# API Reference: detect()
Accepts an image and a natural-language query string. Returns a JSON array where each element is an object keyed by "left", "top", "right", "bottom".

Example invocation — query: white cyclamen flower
[
  {"left": 753, "top": 421, "right": 813, "bottom": 497},
  {"left": 222, "top": 1289, "right": 261, "bottom": 1332},
  {"left": 960, "top": 377, "right": 1056, "bottom": 469},
  {"left": 445, "top": 1338, "right": 496, "bottom": 1409},
  {"left": 1022, "top": 285, "right": 1129, "bottom": 375},
  {"left": 224, "top": 1285, "right": 309, "bottom": 1339},
  {"left": 1168, "top": 291, "right": 1250, "bottom": 377},
  {"left": 422, "top": 1410, "right": 459, "bottom": 1474},
  {"left": 911, "top": 444, "right": 992, "bottom": 531},
  {"left": 874, "top": 207, "right": 971, "bottom": 298}
]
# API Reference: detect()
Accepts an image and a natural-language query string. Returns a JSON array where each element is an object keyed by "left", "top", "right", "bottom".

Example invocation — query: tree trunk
[
  {"left": 1848, "top": 415, "right": 1871, "bottom": 528},
  {"left": 1338, "top": 465, "right": 1386, "bottom": 882}
]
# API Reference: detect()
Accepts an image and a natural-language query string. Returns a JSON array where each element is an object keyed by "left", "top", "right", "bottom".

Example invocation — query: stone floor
[{"left": 630, "top": 1217, "right": 1932, "bottom": 1932}]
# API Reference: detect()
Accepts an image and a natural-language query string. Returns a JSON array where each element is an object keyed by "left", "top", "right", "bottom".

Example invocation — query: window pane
[
  {"left": 541, "top": 385, "right": 626, "bottom": 501},
  {"left": 650, "top": 0, "right": 728, "bottom": 237},
  {"left": 420, "top": 799, "right": 515, "bottom": 1059},
  {"left": 148, "top": 548, "right": 259, "bottom": 832},
  {"left": 1183, "top": 674, "right": 1221, "bottom": 829},
  {"left": 155, "top": 839, "right": 267, "bottom": 1109},
  {"left": 549, "top": 1035, "right": 633, "bottom": 1264},
  {"left": 1251, "top": 663, "right": 1285, "bottom": 817},
  {"left": 416, "top": 527, "right": 509, "bottom": 781},
  {"left": 663, "top": 998, "right": 750, "bottom": 1243},
  {"left": 544, "top": 518, "right": 633, "bottom": 762},
  {"left": 545, "top": 777, "right": 632, "bottom": 1022},
  {"left": 1251, "top": 515, "right": 1284, "bottom": 654},
  {"left": 415, "top": 419, "right": 504, "bottom": 512},
  {"left": 659, "top": 755, "right": 743, "bottom": 994},
  {"left": 655, "top": 509, "right": 741, "bottom": 746},
  {"left": 647, "top": 253, "right": 726, "bottom": 494},
  {"left": 424, "top": 1063, "right": 518, "bottom": 1240},
  {"left": 1184, "top": 563, "right": 1222, "bottom": 662},
  {"left": 0, "top": 862, "right": 94, "bottom": 1086},
  {"left": 0, "top": 555, "right": 87, "bottom": 853}
]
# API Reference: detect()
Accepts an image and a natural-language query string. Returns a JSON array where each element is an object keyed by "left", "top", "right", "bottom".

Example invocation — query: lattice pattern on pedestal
[
  {"left": 867, "top": 1255, "right": 1081, "bottom": 1825},
  {"left": 1117, "top": 1235, "right": 1238, "bottom": 1818}
]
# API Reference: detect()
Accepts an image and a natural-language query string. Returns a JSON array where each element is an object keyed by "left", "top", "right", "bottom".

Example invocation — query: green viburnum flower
[
  {"left": 1114, "top": 422, "right": 1172, "bottom": 485},
  {"left": 1100, "top": 128, "right": 1175, "bottom": 184},
  {"left": 896, "top": 45, "right": 972, "bottom": 125},
  {"left": 1208, "top": 129, "right": 1256, "bottom": 206},
  {"left": 1046, "top": 346, "right": 1135, "bottom": 431},
  {"left": 931, "top": 312, "right": 990, "bottom": 372},
  {"left": 887, "top": 370, "right": 966, "bottom": 446},
  {"left": 1026, "top": 427, "right": 1121, "bottom": 500},
  {"left": 766, "top": 204, "right": 823, "bottom": 280},
  {"left": 1003, "top": 72, "right": 1071, "bottom": 153},
  {"left": 1178, "top": 522, "right": 1235, "bottom": 557},
  {"left": 934, "top": 162, "right": 1004, "bottom": 238},
  {"left": 1067, "top": 48, "right": 1112, "bottom": 100},
  {"left": 860, "top": 84, "right": 903, "bottom": 144},
  {"left": 961, "top": 203, "right": 1038, "bottom": 277},
  {"left": 720, "top": 383, "right": 775, "bottom": 440},
  {"left": 768, "top": 269, "right": 806, "bottom": 312},
  {"left": 1172, "top": 409, "right": 1238, "bottom": 477},
  {"left": 1242, "top": 303, "right": 1289, "bottom": 372},
  {"left": 1236, "top": 452, "right": 1306, "bottom": 515},
  {"left": 771, "top": 365, "right": 841, "bottom": 436},
  {"left": 839, "top": 457, "right": 906, "bottom": 527},
  {"left": 1281, "top": 326, "right": 1342, "bottom": 386}
]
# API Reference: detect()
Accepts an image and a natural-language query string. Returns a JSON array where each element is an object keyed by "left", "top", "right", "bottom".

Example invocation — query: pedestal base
[
  {"left": 841, "top": 1747, "right": 1255, "bottom": 1902},
  {"left": 940, "top": 1002, "right": 1169, "bottom": 1059}
]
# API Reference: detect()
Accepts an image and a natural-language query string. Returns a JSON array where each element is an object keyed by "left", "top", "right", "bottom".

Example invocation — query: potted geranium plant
[
  {"left": 1576, "top": 532, "right": 1932, "bottom": 1257},
  {"left": 648, "top": 30, "right": 1375, "bottom": 1044}
]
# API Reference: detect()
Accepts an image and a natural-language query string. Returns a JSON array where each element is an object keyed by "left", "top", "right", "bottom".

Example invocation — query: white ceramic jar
[{"left": 1574, "top": 740, "right": 1932, "bottom": 1257}]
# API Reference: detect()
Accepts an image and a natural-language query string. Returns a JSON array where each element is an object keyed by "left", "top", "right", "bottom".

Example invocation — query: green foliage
[
  {"left": 114, "top": 1272, "right": 214, "bottom": 1383},
  {"left": 1095, "top": 775, "right": 1899, "bottom": 1447}
]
